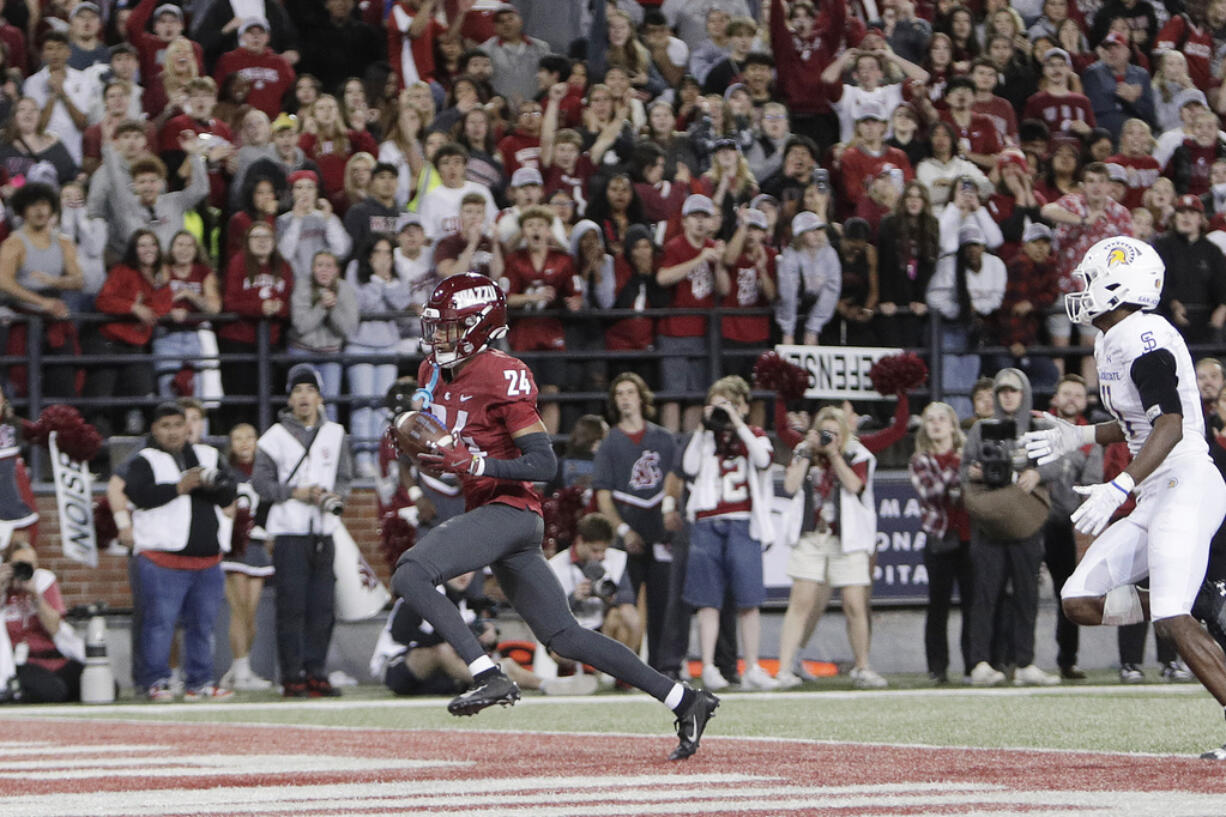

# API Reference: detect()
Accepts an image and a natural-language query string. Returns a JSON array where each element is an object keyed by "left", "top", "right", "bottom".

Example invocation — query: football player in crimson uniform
[
  {"left": 1022, "top": 236, "right": 1226, "bottom": 759},
  {"left": 392, "top": 272, "right": 719, "bottom": 760}
]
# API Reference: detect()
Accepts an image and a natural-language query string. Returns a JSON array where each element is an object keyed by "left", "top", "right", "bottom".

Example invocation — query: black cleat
[
  {"left": 1200, "top": 743, "right": 1226, "bottom": 760},
  {"left": 669, "top": 688, "right": 719, "bottom": 761},
  {"left": 447, "top": 672, "right": 521, "bottom": 717}
]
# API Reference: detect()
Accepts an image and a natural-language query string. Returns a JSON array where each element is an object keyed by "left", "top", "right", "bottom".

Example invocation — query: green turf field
[{"left": 16, "top": 671, "right": 1224, "bottom": 759}]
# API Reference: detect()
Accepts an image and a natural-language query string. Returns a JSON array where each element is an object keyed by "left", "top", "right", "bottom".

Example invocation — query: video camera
[
  {"left": 979, "top": 418, "right": 1017, "bottom": 488},
  {"left": 703, "top": 406, "right": 734, "bottom": 433},
  {"left": 580, "top": 561, "right": 618, "bottom": 601}
]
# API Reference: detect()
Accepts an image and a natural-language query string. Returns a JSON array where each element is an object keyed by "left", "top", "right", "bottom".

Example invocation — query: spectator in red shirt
[
  {"left": 941, "top": 76, "right": 1003, "bottom": 173},
  {"left": 219, "top": 222, "right": 294, "bottom": 426},
  {"left": 1108, "top": 118, "right": 1161, "bottom": 209},
  {"left": 838, "top": 102, "right": 913, "bottom": 215},
  {"left": 720, "top": 207, "right": 776, "bottom": 382},
  {"left": 970, "top": 57, "right": 1018, "bottom": 146},
  {"left": 655, "top": 193, "right": 731, "bottom": 431},
  {"left": 497, "top": 97, "right": 543, "bottom": 180},
  {"left": 2, "top": 543, "right": 81, "bottom": 703},
  {"left": 434, "top": 192, "right": 503, "bottom": 281},
  {"left": 1023, "top": 48, "right": 1095, "bottom": 139},
  {"left": 214, "top": 17, "right": 296, "bottom": 120},
  {"left": 125, "top": 0, "right": 204, "bottom": 89},
  {"left": 607, "top": 223, "right": 668, "bottom": 384},
  {"left": 1154, "top": 3, "right": 1220, "bottom": 92},
  {"left": 1169, "top": 109, "right": 1226, "bottom": 197},
  {"left": 159, "top": 77, "right": 234, "bottom": 207},
  {"left": 85, "top": 229, "right": 173, "bottom": 436},
  {"left": 992, "top": 223, "right": 1060, "bottom": 389},
  {"left": 502, "top": 205, "right": 578, "bottom": 435},
  {"left": 388, "top": 0, "right": 447, "bottom": 90},
  {"left": 298, "top": 94, "right": 379, "bottom": 201}
]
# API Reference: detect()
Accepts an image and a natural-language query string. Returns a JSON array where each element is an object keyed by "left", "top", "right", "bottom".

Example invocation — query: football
[{"left": 393, "top": 411, "right": 454, "bottom": 460}]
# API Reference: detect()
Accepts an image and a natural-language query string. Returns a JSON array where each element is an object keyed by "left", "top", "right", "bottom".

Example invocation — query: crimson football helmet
[{"left": 421, "top": 272, "right": 508, "bottom": 368}]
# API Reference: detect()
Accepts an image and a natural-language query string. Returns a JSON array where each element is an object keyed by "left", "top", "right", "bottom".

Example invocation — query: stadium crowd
[{"left": 3, "top": 0, "right": 1226, "bottom": 700}]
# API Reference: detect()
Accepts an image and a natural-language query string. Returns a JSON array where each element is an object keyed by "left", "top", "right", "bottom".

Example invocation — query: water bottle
[{"left": 79, "top": 612, "right": 115, "bottom": 704}]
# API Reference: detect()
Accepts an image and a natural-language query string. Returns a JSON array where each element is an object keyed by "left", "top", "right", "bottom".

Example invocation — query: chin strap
[{"left": 413, "top": 361, "right": 441, "bottom": 409}]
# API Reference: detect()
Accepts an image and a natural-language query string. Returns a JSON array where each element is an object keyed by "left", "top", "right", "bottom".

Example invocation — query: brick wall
[{"left": 33, "top": 489, "right": 390, "bottom": 609}]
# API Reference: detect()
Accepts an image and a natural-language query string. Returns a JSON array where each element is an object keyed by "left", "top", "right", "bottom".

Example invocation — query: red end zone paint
[{"left": 0, "top": 719, "right": 1223, "bottom": 816}]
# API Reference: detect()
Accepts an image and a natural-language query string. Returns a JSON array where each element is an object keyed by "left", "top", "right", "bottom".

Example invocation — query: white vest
[
  {"left": 259, "top": 421, "right": 346, "bottom": 536},
  {"left": 547, "top": 547, "right": 629, "bottom": 630},
  {"left": 132, "top": 444, "right": 232, "bottom": 554}
]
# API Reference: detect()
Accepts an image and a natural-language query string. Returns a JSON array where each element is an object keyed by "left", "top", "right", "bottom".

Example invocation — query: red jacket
[
  {"left": 95, "top": 265, "right": 173, "bottom": 347},
  {"left": 214, "top": 48, "right": 296, "bottom": 119},
  {"left": 770, "top": 0, "right": 851, "bottom": 116},
  {"left": 126, "top": 0, "right": 204, "bottom": 85},
  {"left": 299, "top": 130, "right": 380, "bottom": 196},
  {"left": 218, "top": 255, "right": 293, "bottom": 346}
]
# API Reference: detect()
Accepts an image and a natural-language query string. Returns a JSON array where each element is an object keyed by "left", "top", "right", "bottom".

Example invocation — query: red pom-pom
[
  {"left": 868, "top": 353, "right": 929, "bottom": 397},
  {"left": 378, "top": 510, "right": 417, "bottom": 572},
  {"left": 230, "top": 505, "right": 254, "bottom": 557},
  {"left": 542, "top": 485, "right": 587, "bottom": 554},
  {"left": 93, "top": 496, "right": 118, "bottom": 547},
  {"left": 27, "top": 405, "right": 103, "bottom": 462},
  {"left": 752, "top": 352, "right": 810, "bottom": 402}
]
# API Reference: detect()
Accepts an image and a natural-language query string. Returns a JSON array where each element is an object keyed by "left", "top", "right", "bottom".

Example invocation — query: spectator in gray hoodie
[
  {"left": 104, "top": 138, "right": 209, "bottom": 256},
  {"left": 277, "top": 170, "right": 352, "bottom": 280},
  {"left": 288, "top": 250, "right": 358, "bottom": 422},
  {"left": 346, "top": 233, "right": 413, "bottom": 478}
]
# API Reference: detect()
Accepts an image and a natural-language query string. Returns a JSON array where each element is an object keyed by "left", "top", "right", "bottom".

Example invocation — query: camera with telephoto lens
[
  {"left": 819, "top": 429, "right": 836, "bottom": 447},
  {"left": 704, "top": 406, "right": 733, "bottom": 432},
  {"left": 580, "top": 560, "right": 618, "bottom": 601},
  {"left": 319, "top": 492, "right": 345, "bottom": 516},
  {"left": 10, "top": 561, "right": 33, "bottom": 582},
  {"left": 198, "top": 466, "right": 236, "bottom": 495},
  {"left": 978, "top": 418, "right": 1018, "bottom": 489}
]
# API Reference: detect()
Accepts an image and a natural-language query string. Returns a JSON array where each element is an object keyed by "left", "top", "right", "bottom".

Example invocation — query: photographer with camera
[
  {"left": 679, "top": 375, "right": 779, "bottom": 692},
  {"left": 778, "top": 406, "right": 885, "bottom": 690},
  {"left": 126, "top": 402, "right": 238, "bottom": 701},
  {"left": 960, "top": 368, "right": 1062, "bottom": 687},
  {"left": 0, "top": 542, "right": 84, "bottom": 702},
  {"left": 548, "top": 514, "right": 642, "bottom": 652},
  {"left": 252, "top": 363, "right": 353, "bottom": 698}
]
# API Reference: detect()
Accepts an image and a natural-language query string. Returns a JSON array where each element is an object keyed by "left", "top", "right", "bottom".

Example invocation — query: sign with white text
[
  {"left": 775, "top": 344, "right": 904, "bottom": 400},
  {"left": 49, "top": 431, "right": 97, "bottom": 567}
]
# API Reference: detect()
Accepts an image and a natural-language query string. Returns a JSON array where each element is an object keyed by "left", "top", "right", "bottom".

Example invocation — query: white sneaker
[
  {"left": 700, "top": 664, "right": 730, "bottom": 691},
  {"left": 969, "top": 661, "right": 1006, "bottom": 687},
  {"left": 1013, "top": 664, "right": 1060, "bottom": 686},
  {"left": 741, "top": 664, "right": 781, "bottom": 691},
  {"left": 775, "top": 671, "right": 803, "bottom": 690},
  {"left": 541, "top": 674, "right": 599, "bottom": 696},
  {"left": 850, "top": 667, "right": 888, "bottom": 689},
  {"left": 219, "top": 668, "right": 236, "bottom": 690},
  {"left": 233, "top": 673, "right": 273, "bottom": 691}
]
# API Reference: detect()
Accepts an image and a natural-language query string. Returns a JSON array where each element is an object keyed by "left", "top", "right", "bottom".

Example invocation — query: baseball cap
[
  {"left": 71, "top": 2, "right": 101, "bottom": 17},
  {"left": 287, "top": 363, "right": 323, "bottom": 394},
  {"left": 396, "top": 212, "right": 424, "bottom": 231},
  {"left": 153, "top": 3, "right": 183, "bottom": 20},
  {"left": 492, "top": 2, "right": 519, "bottom": 15},
  {"left": 994, "top": 370, "right": 1025, "bottom": 393},
  {"left": 958, "top": 224, "right": 986, "bottom": 246},
  {"left": 271, "top": 112, "right": 299, "bottom": 132},
  {"left": 238, "top": 16, "right": 270, "bottom": 35},
  {"left": 856, "top": 101, "right": 888, "bottom": 122},
  {"left": 1175, "top": 194, "right": 1205, "bottom": 213},
  {"left": 510, "top": 166, "right": 543, "bottom": 188},
  {"left": 288, "top": 169, "right": 319, "bottom": 187},
  {"left": 723, "top": 82, "right": 749, "bottom": 101},
  {"left": 1042, "top": 47, "right": 1072, "bottom": 65},
  {"left": 791, "top": 211, "right": 826, "bottom": 236},
  {"left": 371, "top": 161, "right": 399, "bottom": 179},
  {"left": 742, "top": 209, "right": 769, "bottom": 230},
  {"left": 682, "top": 194, "right": 717, "bottom": 216},
  {"left": 1105, "top": 162, "right": 1128, "bottom": 183},
  {"left": 996, "top": 149, "right": 1029, "bottom": 175},
  {"left": 1022, "top": 222, "right": 1053, "bottom": 243},
  {"left": 1101, "top": 31, "right": 1128, "bottom": 48},
  {"left": 1175, "top": 88, "right": 1209, "bottom": 110},
  {"left": 750, "top": 193, "right": 779, "bottom": 210},
  {"left": 711, "top": 137, "right": 741, "bottom": 153}
]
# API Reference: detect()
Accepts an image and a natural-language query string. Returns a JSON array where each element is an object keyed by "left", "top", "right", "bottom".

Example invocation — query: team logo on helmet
[{"left": 1107, "top": 246, "right": 1131, "bottom": 267}]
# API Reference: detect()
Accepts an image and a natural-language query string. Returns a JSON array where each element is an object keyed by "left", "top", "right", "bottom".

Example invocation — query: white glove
[
  {"left": 1021, "top": 414, "right": 1095, "bottom": 466},
  {"left": 1070, "top": 473, "right": 1134, "bottom": 536}
]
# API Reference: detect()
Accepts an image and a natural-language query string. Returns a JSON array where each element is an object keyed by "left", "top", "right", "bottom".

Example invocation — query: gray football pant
[{"left": 393, "top": 503, "right": 675, "bottom": 703}]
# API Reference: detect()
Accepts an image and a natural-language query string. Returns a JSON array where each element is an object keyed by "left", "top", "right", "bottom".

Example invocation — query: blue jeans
[
  {"left": 153, "top": 329, "right": 204, "bottom": 397},
  {"left": 288, "top": 346, "right": 342, "bottom": 422},
  {"left": 940, "top": 325, "right": 980, "bottom": 421},
  {"left": 347, "top": 343, "right": 397, "bottom": 455},
  {"left": 683, "top": 517, "right": 765, "bottom": 609},
  {"left": 136, "top": 554, "right": 224, "bottom": 691}
]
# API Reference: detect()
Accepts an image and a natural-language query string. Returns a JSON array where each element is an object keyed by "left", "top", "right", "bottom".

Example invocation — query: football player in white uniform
[{"left": 1022, "top": 236, "right": 1226, "bottom": 759}]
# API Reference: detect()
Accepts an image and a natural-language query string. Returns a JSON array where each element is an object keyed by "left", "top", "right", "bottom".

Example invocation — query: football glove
[
  {"left": 418, "top": 437, "right": 485, "bottom": 476},
  {"left": 1021, "top": 414, "right": 1095, "bottom": 466},
  {"left": 1071, "top": 473, "right": 1134, "bottom": 536}
]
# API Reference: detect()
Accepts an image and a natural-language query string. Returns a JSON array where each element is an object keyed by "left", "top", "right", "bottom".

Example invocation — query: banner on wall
[
  {"left": 49, "top": 431, "right": 98, "bottom": 567},
  {"left": 764, "top": 474, "right": 929, "bottom": 606},
  {"left": 774, "top": 344, "right": 904, "bottom": 400}
]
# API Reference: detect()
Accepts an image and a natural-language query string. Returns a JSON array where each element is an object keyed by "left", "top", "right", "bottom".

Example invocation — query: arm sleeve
[
  {"left": 251, "top": 448, "right": 291, "bottom": 503},
  {"left": 123, "top": 458, "right": 180, "bottom": 509},
  {"left": 1129, "top": 348, "right": 1182, "bottom": 418},
  {"left": 774, "top": 252, "right": 798, "bottom": 336},
  {"left": 803, "top": 248, "right": 840, "bottom": 336},
  {"left": 481, "top": 431, "right": 558, "bottom": 482}
]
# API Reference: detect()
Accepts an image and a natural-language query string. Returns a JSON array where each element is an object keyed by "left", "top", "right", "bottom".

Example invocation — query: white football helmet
[{"left": 1064, "top": 235, "right": 1165, "bottom": 325}]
